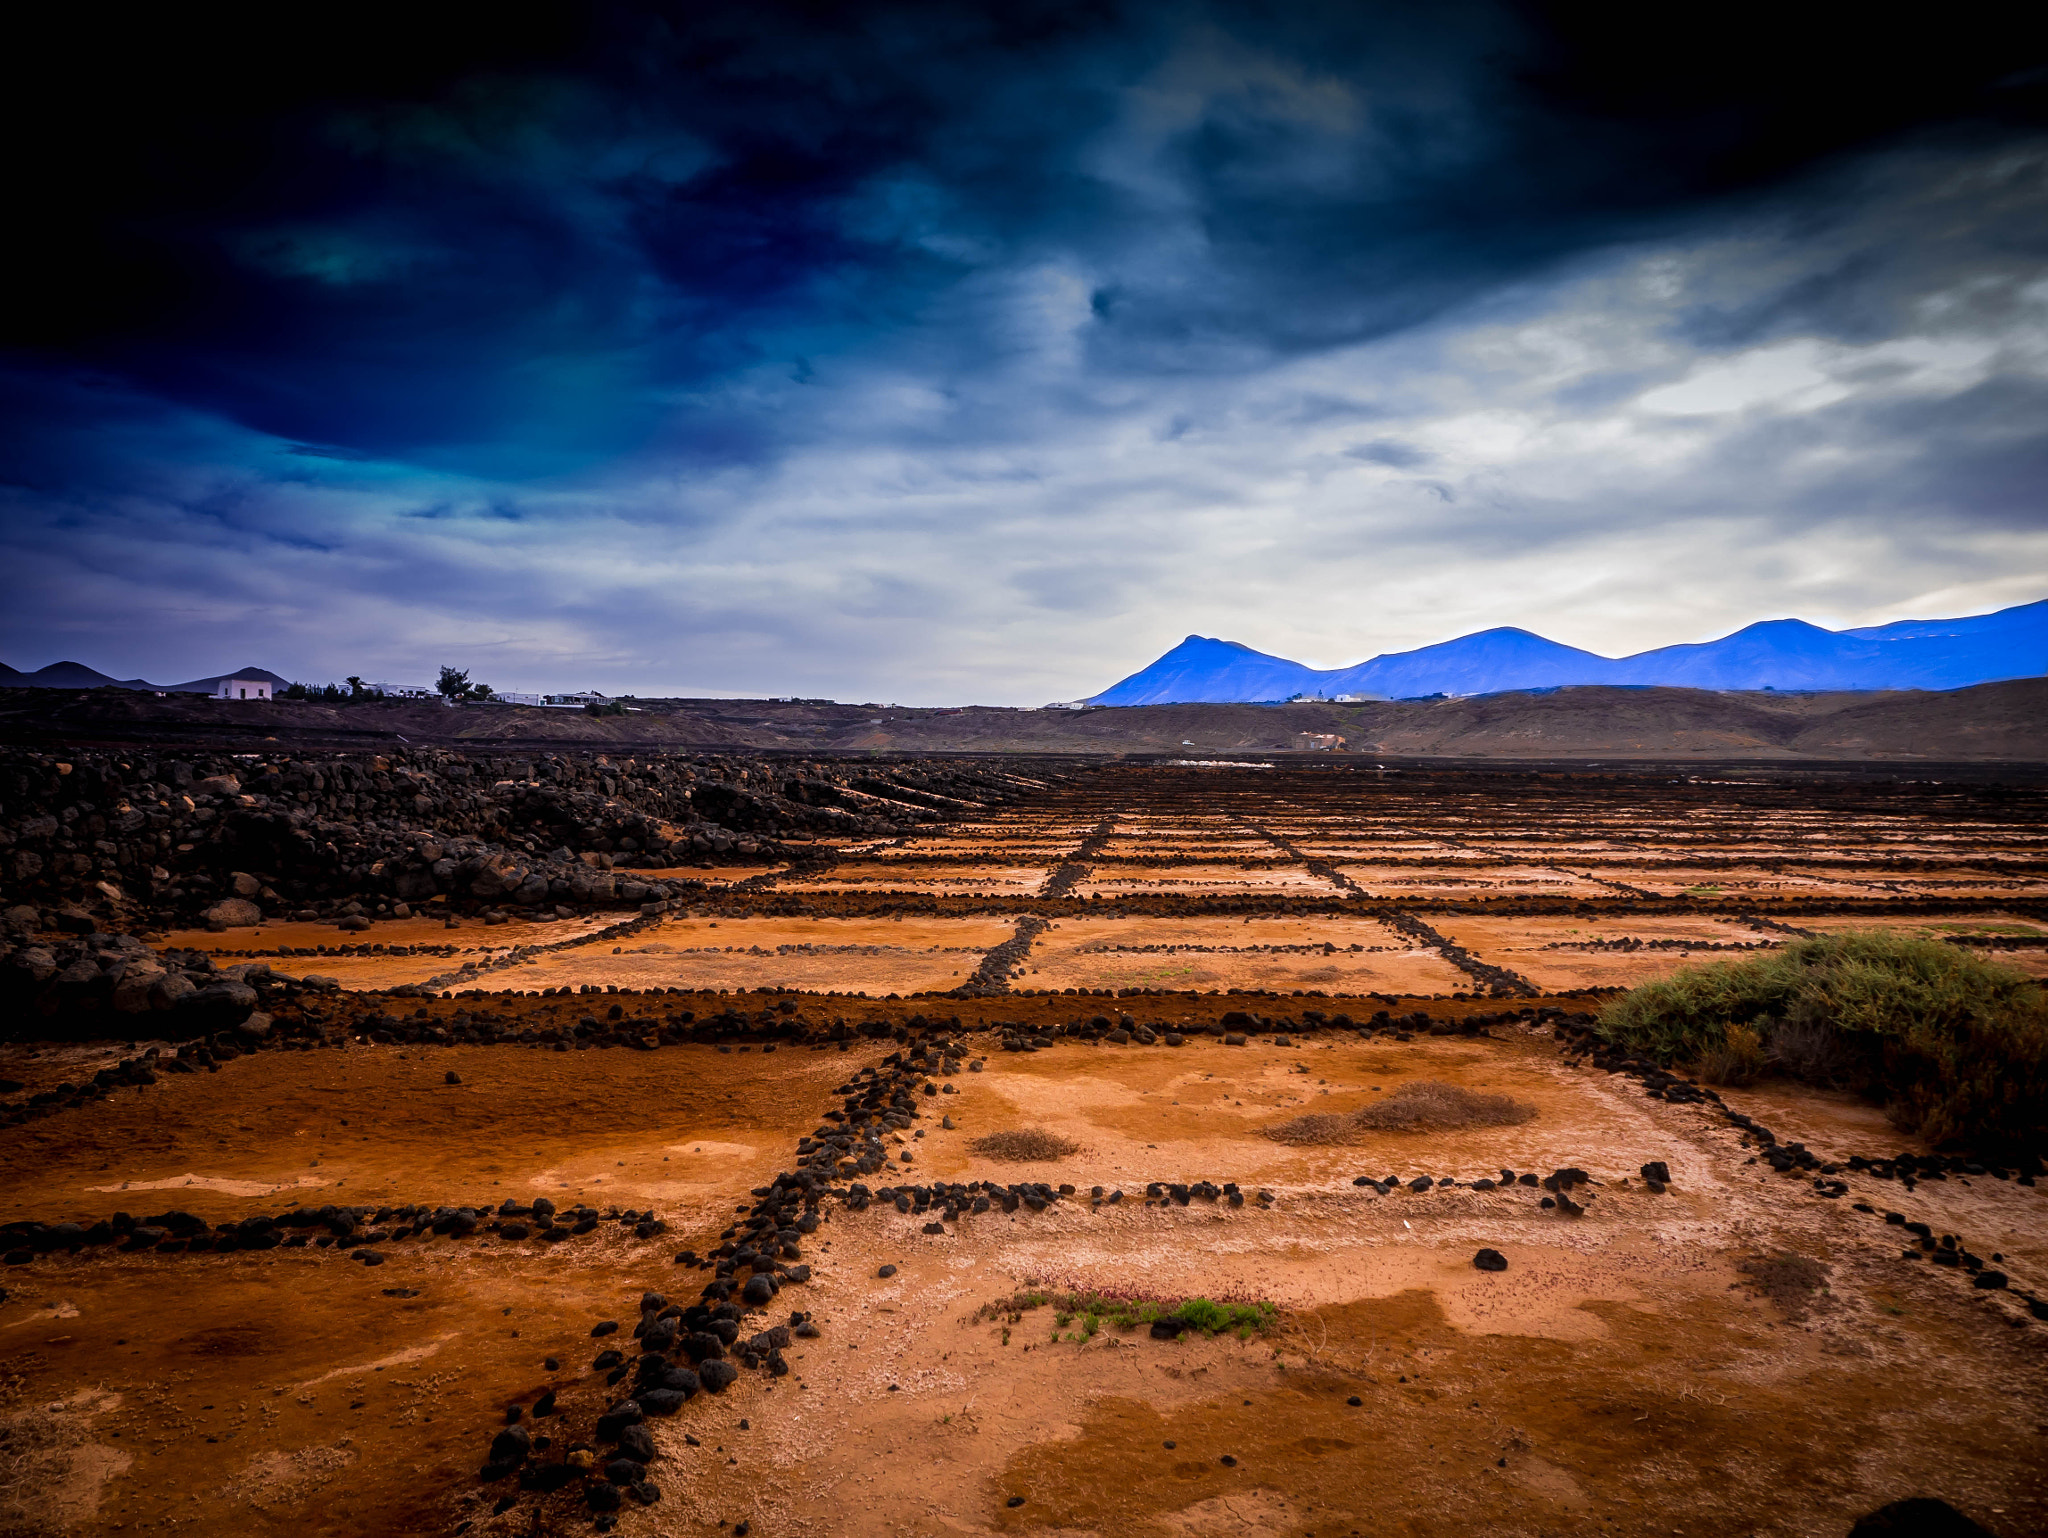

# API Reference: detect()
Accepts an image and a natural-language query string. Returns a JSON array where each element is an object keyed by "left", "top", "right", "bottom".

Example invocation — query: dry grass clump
[
  {"left": 1263, "top": 1112, "right": 1356, "bottom": 1145},
  {"left": 969, "top": 1127, "right": 1081, "bottom": 1161},
  {"left": 1265, "top": 1080, "right": 1536, "bottom": 1144},
  {"left": 1739, "top": 1251, "right": 1831, "bottom": 1320},
  {"left": 0, "top": 1405, "right": 90, "bottom": 1535}
]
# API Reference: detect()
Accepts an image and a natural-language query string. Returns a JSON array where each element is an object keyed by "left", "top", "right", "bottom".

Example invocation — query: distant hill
[
  {"left": 0, "top": 660, "right": 290, "bottom": 693},
  {"left": 3, "top": 675, "right": 2043, "bottom": 761},
  {"left": 160, "top": 666, "right": 294, "bottom": 694},
  {"left": 1089, "top": 599, "right": 2048, "bottom": 704}
]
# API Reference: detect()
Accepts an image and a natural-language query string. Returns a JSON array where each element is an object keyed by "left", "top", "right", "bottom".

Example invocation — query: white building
[
  {"left": 493, "top": 692, "right": 543, "bottom": 706},
  {"left": 541, "top": 690, "right": 609, "bottom": 708},
  {"left": 214, "top": 677, "right": 272, "bottom": 701},
  {"left": 371, "top": 682, "right": 438, "bottom": 700}
]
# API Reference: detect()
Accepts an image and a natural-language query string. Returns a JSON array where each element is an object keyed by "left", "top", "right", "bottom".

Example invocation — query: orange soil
[{"left": 1017, "top": 915, "right": 1470, "bottom": 995}]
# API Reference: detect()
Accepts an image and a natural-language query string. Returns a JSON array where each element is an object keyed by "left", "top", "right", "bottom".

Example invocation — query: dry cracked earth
[{"left": 3, "top": 763, "right": 2047, "bottom": 1538}]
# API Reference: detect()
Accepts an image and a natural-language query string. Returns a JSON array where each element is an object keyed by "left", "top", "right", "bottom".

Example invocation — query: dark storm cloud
[
  {"left": 1, "top": 1, "right": 2045, "bottom": 696},
  {"left": 7, "top": 0, "right": 2041, "bottom": 462}
]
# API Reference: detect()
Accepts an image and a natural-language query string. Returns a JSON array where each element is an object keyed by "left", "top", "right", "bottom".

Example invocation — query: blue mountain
[
  {"left": 1086, "top": 636, "right": 1328, "bottom": 705},
  {"left": 1331, "top": 628, "right": 1613, "bottom": 699},
  {"left": 1087, "top": 599, "right": 2048, "bottom": 704}
]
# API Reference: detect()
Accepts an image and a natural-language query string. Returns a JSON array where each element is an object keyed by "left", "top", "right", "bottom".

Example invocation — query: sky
[{"left": 2, "top": 0, "right": 2045, "bottom": 704}]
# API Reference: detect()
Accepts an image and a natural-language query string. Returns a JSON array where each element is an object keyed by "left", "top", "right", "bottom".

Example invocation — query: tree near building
[{"left": 436, "top": 666, "right": 495, "bottom": 703}]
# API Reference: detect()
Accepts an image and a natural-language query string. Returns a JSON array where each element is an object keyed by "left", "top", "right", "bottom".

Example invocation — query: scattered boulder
[
  {"left": 202, "top": 898, "right": 262, "bottom": 929},
  {"left": 1473, "top": 1248, "right": 1508, "bottom": 1272}
]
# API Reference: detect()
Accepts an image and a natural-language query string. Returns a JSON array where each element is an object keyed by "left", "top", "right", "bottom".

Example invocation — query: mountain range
[
  {"left": 1087, "top": 599, "right": 2048, "bottom": 704},
  {"left": 0, "top": 661, "right": 293, "bottom": 694}
]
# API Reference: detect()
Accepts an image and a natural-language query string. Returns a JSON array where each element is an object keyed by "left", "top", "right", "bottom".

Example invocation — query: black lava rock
[
  {"left": 1473, "top": 1248, "right": 1508, "bottom": 1272},
  {"left": 1846, "top": 1498, "right": 1993, "bottom": 1538},
  {"left": 682, "top": 1332, "right": 724, "bottom": 1362},
  {"left": 486, "top": 1425, "right": 531, "bottom": 1468}
]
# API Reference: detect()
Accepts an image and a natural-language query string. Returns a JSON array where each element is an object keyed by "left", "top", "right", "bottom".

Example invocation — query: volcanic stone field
[{"left": 2, "top": 751, "right": 2046, "bottom": 1537}]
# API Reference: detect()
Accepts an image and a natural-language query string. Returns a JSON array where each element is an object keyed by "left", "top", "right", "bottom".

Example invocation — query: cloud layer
[{"left": 2, "top": 0, "right": 2044, "bottom": 702}]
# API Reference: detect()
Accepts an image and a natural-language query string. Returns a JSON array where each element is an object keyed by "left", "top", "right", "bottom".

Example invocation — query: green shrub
[{"left": 1597, "top": 931, "right": 2048, "bottom": 1152}]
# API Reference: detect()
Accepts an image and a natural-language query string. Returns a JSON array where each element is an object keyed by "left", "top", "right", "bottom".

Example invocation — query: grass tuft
[{"left": 1597, "top": 931, "right": 2048, "bottom": 1152}]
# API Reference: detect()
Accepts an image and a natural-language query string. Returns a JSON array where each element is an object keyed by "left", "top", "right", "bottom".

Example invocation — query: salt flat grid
[
  {"left": 168, "top": 765, "right": 2048, "bottom": 1001},
  {"left": 751, "top": 765, "right": 2048, "bottom": 998}
]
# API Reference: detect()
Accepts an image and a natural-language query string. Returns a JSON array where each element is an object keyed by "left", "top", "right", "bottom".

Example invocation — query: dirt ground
[
  {"left": 1019, "top": 915, "right": 1472, "bottom": 994},
  {"left": 5, "top": 762, "right": 2046, "bottom": 1536}
]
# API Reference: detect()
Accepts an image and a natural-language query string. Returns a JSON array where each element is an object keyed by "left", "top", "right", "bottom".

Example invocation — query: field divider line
[
  {"left": 1232, "top": 814, "right": 1538, "bottom": 994},
  {"left": 1038, "top": 815, "right": 1117, "bottom": 899},
  {"left": 955, "top": 916, "right": 1049, "bottom": 997},
  {"left": 1376, "top": 909, "right": 1539, "bottom": 998},
  {"left": 1382, "top": 820, "right": 1655, "bottom": 899}
]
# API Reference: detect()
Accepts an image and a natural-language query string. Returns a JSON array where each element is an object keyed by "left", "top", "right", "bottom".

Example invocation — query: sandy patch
[
  {"left": 776, "top": 862, "right": 1052, "bottom": 895},
  {"left": 1011, "top": 912, "right": 1470, "bottom": 993},
  {"left": 162, "top": 912, "right": 627, "bottom": 953},
  {"left": 651, "top": 914, "right": 1018, "bottom": 948},
  {"left": 299, "top": 1335, "right": 456, "bottom": 1388},
  {"left": 1795, "top": 912, "right": 2048, "bottom": 938},
  {"left": 1075, "top": 864, "right": 1346, "bottom": 898},
  {"left": 504, "top": 944, "right": 976, "bottom": 994},
  {"left": 88, "top": 1173, "right": 334, "bottom": 1198},
  {"left": 1337, "top": 865, "right": 1616, "bottom": 898}
]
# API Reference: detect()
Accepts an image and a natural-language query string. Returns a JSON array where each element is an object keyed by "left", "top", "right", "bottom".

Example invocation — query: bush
[{"left": 1597, "top": 932, "right": 2048, "bottom": 1152}]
